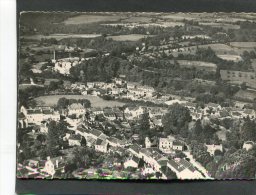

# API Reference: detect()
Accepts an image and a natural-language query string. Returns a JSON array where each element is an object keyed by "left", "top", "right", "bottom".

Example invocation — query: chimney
[{"left": 47, "top": 156, "right": 50, "bottom": 161}]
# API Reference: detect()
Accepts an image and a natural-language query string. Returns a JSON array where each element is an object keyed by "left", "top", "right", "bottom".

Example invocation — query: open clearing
[
  {"left": 63, "top": 14, "right": 125, "bottom": 25},
  {"left": 34, "top": 95, "right": 125, "bottom": 107},
  {"left": 22, "top": 34, "right": 102, "bottom": 41},
  {"left": 230, "top": 42, "right": 256, "bottom": 48},
  {"left": 107, "top": 34, "right": 154, "bottom": 41}
]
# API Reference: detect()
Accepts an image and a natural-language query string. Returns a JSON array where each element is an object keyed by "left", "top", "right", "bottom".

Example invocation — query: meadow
[{"left": 34, "top": 95, "right": 125, "bottom": 108}]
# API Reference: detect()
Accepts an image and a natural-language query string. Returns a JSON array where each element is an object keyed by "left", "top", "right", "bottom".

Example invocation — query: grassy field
[
  {"left": 230, "top": 42, "right": 256, "bottom": 48},
  {"left": 22, "top": 34, "right": 101, "bottom": 41},
  {"left": 34, "top": 95, "right": 125, "bottom": 107},
  {"left": 177, "top": 60, "right": 217, "bottom": 72},
  {"left": 107, "top": 34, "right": 154, "bottom": 42},
  {"left": 63, "top": 14, "right": 125, "bottom": 25},
  {"left": 216, "top": 54, "right": 242, "bottom": 62},
  {"left": 234, "top": 90, "right": 256, "bottom": 101}
]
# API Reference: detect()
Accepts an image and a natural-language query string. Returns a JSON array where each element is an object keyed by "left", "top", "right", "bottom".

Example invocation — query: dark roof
[
  {"left": 42, "top": 110, "right": 53, "bottom": 115},
  {"left": 168, "top": 159, "right": 185, "bottom": 172},
  {"left": 173, "top": 141, "right": 184, "bottom": 147},
  {"left": 96, "top": 138, "right": 104, "bottom": 145},
  {"left": 90, "top": 129, "right": 102, "bottom": 137},
  {"left": 129, "top": 144, "right": 141, "bottom": 154},
  {"left": 18, "top": 112, "right": 26, "bottom": 119},
  {"left": 131, "top": 156, "right": 140, "bottom": 163},
  {"left": 27, "top": 109, "right": 42, "bottom": 114},
  {"left": 69, "top": 134, "right": 81, "bottom": 140}
]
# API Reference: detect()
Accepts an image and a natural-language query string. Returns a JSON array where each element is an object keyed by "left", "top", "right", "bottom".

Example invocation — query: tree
[
  {"left": 57, "top": 97, "right": 69, "bottom": 109},
  {"left": 162, "top": 103, "right": 191, "bottom": 135},
  {"left": 80, "top": 137, "right": 87, "bottom": 146},
  {"left": 46, "top": 120, "right": 68, "bottom": 156},
  {"left": 241, "top": 119, "right": 256, "bottom": 142}
]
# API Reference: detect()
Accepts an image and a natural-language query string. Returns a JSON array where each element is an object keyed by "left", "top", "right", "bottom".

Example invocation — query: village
[{"left": 17, "top": 12, "right": 256, "bottom": 180}]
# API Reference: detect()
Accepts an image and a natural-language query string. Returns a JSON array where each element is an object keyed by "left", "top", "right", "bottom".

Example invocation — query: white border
[{"left": 0, "top": 0, "right": 17, "bottom": 195}]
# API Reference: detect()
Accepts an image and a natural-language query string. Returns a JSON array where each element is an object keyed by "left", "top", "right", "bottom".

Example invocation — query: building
[
  {"left": 42, "top": 156, "right": 65, "bottom": 176},
  {"left": 145, "top": 137, "right": 152, "bottom": 148},
  {"left": 124, "top": 156, "right": 140, "bottom": 169},
  {"left": 68, "top": 103, "right": 86, "bottom": 117},
  {"left": 205, "top": 144, "right": 223, "bottom": 156},
  {"left": 167, "top": 159, "right": 202, "bottom": 179},
  {"left": 243, "top": 141, "right": 254, "bottom": 151},
  {"left": 128, "top": 144, "right": 142, "bottom": 157},
  {"left": 95, "top": 139, "right": 109, "bottom": 153},
  {"left": 68, "top": 134, "right": 82, "bottom": 146},
  {"left": 20, "top": 106, "right": 60, "bottom": 125},
  {"left": 159, "top": 136, "right": 176, "bottom": 153}
]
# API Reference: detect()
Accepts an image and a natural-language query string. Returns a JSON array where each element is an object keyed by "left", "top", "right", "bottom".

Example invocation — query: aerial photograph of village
[{"left": 17, "top": 12, "right": 256, "bottom": 180}]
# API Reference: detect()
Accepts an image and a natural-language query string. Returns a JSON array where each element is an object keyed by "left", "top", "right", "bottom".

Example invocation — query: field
[
  {"left": 230, "top": 42, "right": 256, "bottom": 48},
  {"left": 22, "top": 34, "right": 102, "bottom": 41},
  {"left": 199, "top": 22, "right": 240, "bottom": 30},
  {"left": 177, "top": 60, "right": 217, "bottom": 72},
  {"left": 234, "top": 90, "right": 256, "bottom": 101},
  {"left": 107, "top": 34, "right": 154, "bottom": 42},
  {"left": 34, "top": 95, "right": 125, "bottom": 107},
  {"left": 217, "top": 54, "right": 242, "bottom": 62},
  {"left": 63, "top": 14, "right": 125, "bottom": 25}
]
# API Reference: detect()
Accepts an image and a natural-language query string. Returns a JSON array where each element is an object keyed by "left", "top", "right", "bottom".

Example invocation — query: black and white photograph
[{"left": 17, "top": 12, "right": 256, "bottom": 180}]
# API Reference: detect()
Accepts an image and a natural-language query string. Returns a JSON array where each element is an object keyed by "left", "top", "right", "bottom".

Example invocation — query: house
[
  {"left": 91, "top": 107, "right": 104, "bottom": 115},
  {"left": 127, "top": 82, "right": 138, "bottom": 90},
  {"left": 95, "top": 139, "right": 109, "bottom": 153},
  {"left": 124, "top": 156, "right": 140, "bottom": 169},
  {"left": 205, "top": 144, "right": 223, "bottom": 156},
  {"left": 172, "top": 141, "right": 185, "bottom": 151},
  {"left": 68, "top": 134, "right": 82, "bottom": 146},
  {"left": 124, "top": 106, "right": 145, "bottom": 119},
  {"left": 145, "top": 137, "right": 152, "bottom": 148},
  {"left": 42, "top": 156, "right": 65, "bottom": 176},
  {"left": 89, "top": 129, "right": 103, "bottom": 139},
  {"left": 20, "top": 106, "right": 60, "bottom": 125},
  {"left": 107, "top": 137, "right": 126, "bottom": 148},
  {"left": 87, "top": 82, "right": 95, "bottom": 88},
  {"left": 68, "top": 103, "right": 86, "bottom": 117},
  {"left": 128, "top": 144, "right": 142, "bottom": 157},
  {"left": 86, "top": 136, "right": 97, "bottom": 148},
  {"left": 167, "top": 159, "right": 202, "bottom": 179},
  {"left": 18, "top": 112, "right": 28, "bottom": 129},
  {"left": 159, "top": 136, "right": 176, "bottom": 153},
  {"left": 243, "top": 141, "right": 255, "bottom": 151},
  {"left": 139, "top": 148, "right": 168, "bottom": 172}
]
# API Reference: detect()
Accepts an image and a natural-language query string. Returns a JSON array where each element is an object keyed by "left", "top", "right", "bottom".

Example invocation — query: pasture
[
  {"left": 34, "top": 95, "right": 125, "bottom": 108},
  {"left": 63, "top": 14, "right": 125, "bottom": 25},
  {"left": 230, "top": 42, "right": 256, "bottom": 48},
  {"left": 106, "top": 34, "right": 154, "bottom": 42},
  {"left": 22, "top": 34, "right": 102, "bottom": 41}
]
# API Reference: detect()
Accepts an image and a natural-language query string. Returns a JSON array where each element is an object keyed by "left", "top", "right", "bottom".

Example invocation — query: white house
[
  {"left": 124, "top": 156, "right": 140, "bottom": 169},
  {"left": 145, "top": 137, "right": 152, "bottom": 148},
  {"left": 42, "top": 156, "right": 65, "bottom": 176},
  {"left": 95, "top": 139, "right": 109, "bottom": 153},
  {"left": 68, "top": 134, "right": 82, "bottom": 146},
  {"left": 243, "top": 141, "right": 254, "bottom": 151},
  {"left": 205, "top": 144, "right": 223, "bottom": 156},
  {"left": 167, "top": 159, "right": 202, "bottom": 179},
  {"left": 158, "top": 136, "right": 176, "bottom": 153},
  {"left": 68, "top": 103, "right": 86, "bottom": 117}
]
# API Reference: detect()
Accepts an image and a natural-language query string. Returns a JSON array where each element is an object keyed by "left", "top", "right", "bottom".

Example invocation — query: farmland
[
  {"left": 34, "top": 95, "right": 125, "bottom": 107},
  {"left": 21, "top": 34, "right": 102, "bottom": 41},
  {"left": 107, "top": 34, "right": 154, "bottom": 42},
  {"left": 230, "top": 42, "right": 256, "bottom": 48},
  {"left": 63, "top": 14, "right": 125, "bottom": 25},
  {"left": 177, "top": 60, "right": 217, "bottom": 72}
]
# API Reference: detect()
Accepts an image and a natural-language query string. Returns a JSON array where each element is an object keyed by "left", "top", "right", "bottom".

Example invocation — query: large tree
[{"left": 162, "top": 103, "right": 192, "bottom": 136}]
